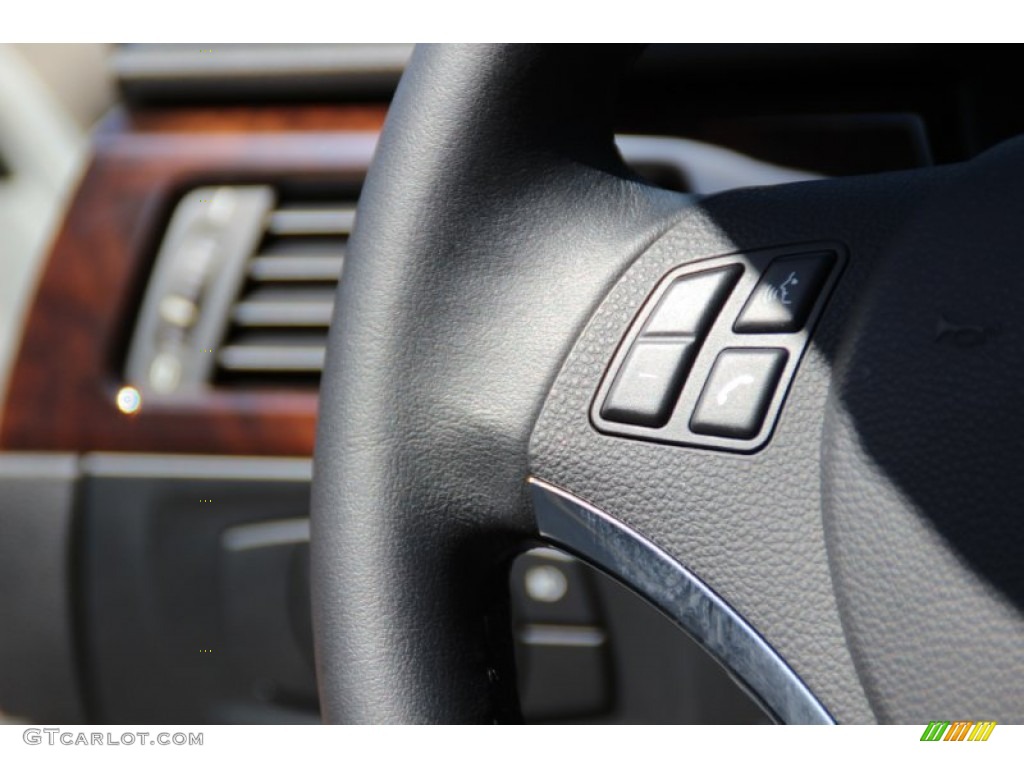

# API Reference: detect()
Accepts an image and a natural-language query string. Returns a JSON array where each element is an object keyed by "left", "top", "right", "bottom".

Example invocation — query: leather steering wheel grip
[
  {"left": 311, "top": 44, "right": 683, "bottom": 723},
  {"left": 313, "top": 44, "right": 1024, "bottom": 724}
]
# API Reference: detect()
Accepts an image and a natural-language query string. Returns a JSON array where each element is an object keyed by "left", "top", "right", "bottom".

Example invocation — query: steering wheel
[{"left": 311, "top": 44, "right": 1024, "bottom": 724}]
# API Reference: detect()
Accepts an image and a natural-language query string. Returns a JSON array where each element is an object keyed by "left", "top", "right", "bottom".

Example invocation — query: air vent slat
[
  {"left": 218, "top": 344, "right": 326, "bottom": 372},
  {"left": 266, "top": 206, "right": 356, "bottom": 236},
  {"left": 231, "top": 288, "right": 336, "bottom": 327},
  {"left": 258, "top": 237, "right": 346, "bottom": 257},
  {"left": 248, "top": 255, "right": 344, "bottom": 282}
]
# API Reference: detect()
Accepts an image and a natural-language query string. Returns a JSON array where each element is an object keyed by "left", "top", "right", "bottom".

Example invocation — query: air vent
[
  {"left": 216, "top": 199, "right": 353, "bottom": 385},
  {"left": 124, "top": 183, "right": 357, "bottom": 395}
]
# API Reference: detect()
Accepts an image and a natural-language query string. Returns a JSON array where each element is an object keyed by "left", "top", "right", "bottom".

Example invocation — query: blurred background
[{"left": 0, "top": 45, "right": 114, "bottom": 409}]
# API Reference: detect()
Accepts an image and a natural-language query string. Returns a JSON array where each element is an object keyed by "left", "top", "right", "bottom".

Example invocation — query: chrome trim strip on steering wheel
[{"left": 528, "top": 477, "right": 835, "bottom": 725}]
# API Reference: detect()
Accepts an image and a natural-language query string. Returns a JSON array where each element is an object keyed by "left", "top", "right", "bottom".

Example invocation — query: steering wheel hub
[{"left": 312, "top": 44, "right": 1024, "bottom": 724}]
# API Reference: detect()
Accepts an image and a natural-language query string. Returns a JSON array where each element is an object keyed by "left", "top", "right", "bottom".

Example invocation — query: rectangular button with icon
[
  {"left": 733, "top": 252, "right": 835, "bottom": 333},
  {"left": 690, "top": 348, "right": 789, "bottom": 439}
]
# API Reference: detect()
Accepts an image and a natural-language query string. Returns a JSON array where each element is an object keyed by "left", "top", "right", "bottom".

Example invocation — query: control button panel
[
  {"left": 591, "top": 243, "right": 845, "bottom": 452},
  {"left": 600, "top": 265, "right": 741, "bottom": 428},
  {"left": 690, "top": 348, "right": 788, "bottom": 439},
  {"left": 734, "top": 252, "right": 835, "bottom": 333}
]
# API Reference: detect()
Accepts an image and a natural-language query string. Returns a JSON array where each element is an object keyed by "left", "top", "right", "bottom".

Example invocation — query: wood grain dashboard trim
[{"left": 1, "top": 105, "right": 388, "bottom": 456}]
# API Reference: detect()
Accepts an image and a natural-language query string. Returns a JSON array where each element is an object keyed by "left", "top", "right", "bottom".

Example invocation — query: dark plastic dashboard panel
[
  {"left": 79, "top": 455, "right": 319, "bottom": 724},
  {"left": 0, "top": 454, "right": 83, "bottom": 724},
  {"left": 59, "top": 453, "right": 767, "bottom": 725}
]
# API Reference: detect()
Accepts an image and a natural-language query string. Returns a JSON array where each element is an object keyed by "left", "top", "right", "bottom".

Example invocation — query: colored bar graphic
[
  {"left": 920, "top": 720, "right": 996, "bottom": 742},
  {"left": 944, "top": 721, "right": 972, "bottom": 741},
  {"left": 968, "top": 721, "right": 997, "bottom": 742}
]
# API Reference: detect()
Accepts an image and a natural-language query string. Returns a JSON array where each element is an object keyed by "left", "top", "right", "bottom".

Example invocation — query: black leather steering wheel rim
[{"left": 312, "top": 44, "right": 1024, "bottom": 724}]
